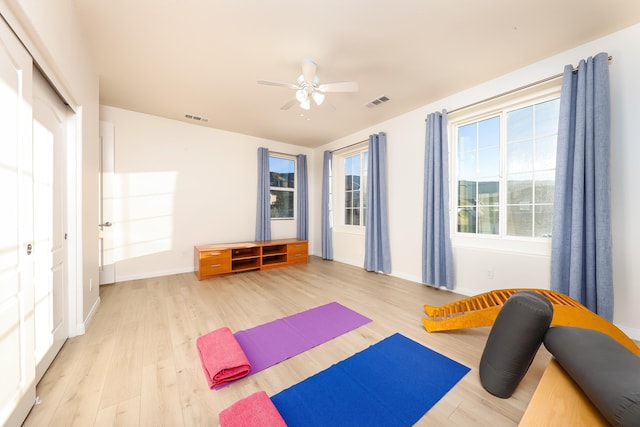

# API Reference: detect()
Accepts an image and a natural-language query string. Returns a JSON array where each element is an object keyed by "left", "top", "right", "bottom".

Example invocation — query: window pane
[
  {"left": 458, "top": 151, "right": 477, "bottom": 180},
  {"left": 458, "top": 123, "right": 477, "bottom": 152},
  {"left": 353, "top": 208, "right": 360, "bottom": 226},
  {"left": 535, "top": 170, "right": 555, "bottom": 204},
  {"left": 507, "top": 140, "right": 533, "bottom": 174},
  {"left": 478, "top": 147, "right": 499, "bottom": 178},
  {"left": 507, "top": 173, "right": 533, "bottom": 204},
  {"left": 535, "top": 205, "right": 553, "bottom": 238},
  {"left": 478, "top": 206, "right": 499, "bottom": 234},
  {"left": 351, "top": 155, "right": 361, "bottom": 176},
  {"left": 353, "top": 175, "right": 360, "bottom": 191},
  {"left": 345, "top": 191, "right": 352, "bottom": 208},
  {"left": 458, "top": 180, "right": 477, "bottom": 206},
  {"left": 269, "top": 157, "right": 295, "bottom": 188},
  {"left": 478, "top": 116, "right": 499, "bottom": 149},
  {"left": 458, "top": 207, "right": 476, "bottom": 233},
  {"left": 507, "top": 106, "right": 533, "bottom": 142},
  {"left": 478, "top": 180, "right": 499, "bottom": 205},
  {"left": 345, "top": 156, "right": 353, "bottom": 175},
  {"left": 535, "top": 99, "right": 560, "bottom": 136},
  {"left": 507, "top": 205, "right": 532, "bottom": 236},
  {"left": 270, "top": 190, "right": 294, "bottom": 218},
  {"left": 535, "top": 135, "right": 556, "bottom": 171},
  {"left": 353, "top": 190, "right": 360, "bottom": 208}
]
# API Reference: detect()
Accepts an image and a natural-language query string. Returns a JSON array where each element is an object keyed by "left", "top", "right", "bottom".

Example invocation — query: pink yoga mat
[{"left": 232, "top": 302, "right": 371, "bottom": 378}]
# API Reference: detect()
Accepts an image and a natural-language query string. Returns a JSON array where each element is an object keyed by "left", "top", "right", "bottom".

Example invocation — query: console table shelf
[{"left": 194, "top": 239, "right": 308, "bottom": 280}]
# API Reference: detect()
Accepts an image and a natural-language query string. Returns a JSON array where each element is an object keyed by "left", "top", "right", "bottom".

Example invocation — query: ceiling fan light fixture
[
  {"left": 296, "top": 89, "right": 308, "bottom": 104},
  {"left": 258, "top": 59, "right": 358, "bottom": 111},
  {"left": 312, "top": 91, "right": 325, "bottom": 106}
]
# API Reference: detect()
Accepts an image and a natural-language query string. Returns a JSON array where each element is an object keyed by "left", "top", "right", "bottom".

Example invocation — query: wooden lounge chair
[{"left": 422, "top": 288, "right": 640, "bottom": 357}]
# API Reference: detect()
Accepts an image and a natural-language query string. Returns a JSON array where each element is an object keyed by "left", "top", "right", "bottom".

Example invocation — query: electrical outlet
[
  {"left": 89, "top": 278, "right": 93, "bottom": 292},
  {"left": 487, "top": 269, "right": 494, "bottom": 279}
]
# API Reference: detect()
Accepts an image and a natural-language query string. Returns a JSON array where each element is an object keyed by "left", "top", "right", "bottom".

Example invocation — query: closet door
[
  {"left": 33, "top": 68, "right": 70, "bottom": 382},
  {"left": 0, "top": 17, "right": 36, "bottom": 427}
]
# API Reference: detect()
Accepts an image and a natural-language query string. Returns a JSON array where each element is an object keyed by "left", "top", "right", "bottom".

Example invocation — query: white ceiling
[{"left": 73, "top": 0, "right": 640, "bottom": 148}]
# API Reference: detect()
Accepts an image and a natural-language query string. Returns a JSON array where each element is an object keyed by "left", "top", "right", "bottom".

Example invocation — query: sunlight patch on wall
[{"left": 104, "top": 171, "right": 178, "bottom": 263}]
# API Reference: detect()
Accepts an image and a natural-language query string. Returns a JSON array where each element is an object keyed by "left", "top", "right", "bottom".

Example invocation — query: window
[
  {"left": 269, "top": 155, "right": 295, "bottom": 219},
  {"left": 334, "top": 144, "right": 368, "bottom": 229},
  {"left": 344, "top": 152, "right": 368, "bottom": 226},
  {"left": 454, "top": 95, "right": 560, "bottom": 239}
]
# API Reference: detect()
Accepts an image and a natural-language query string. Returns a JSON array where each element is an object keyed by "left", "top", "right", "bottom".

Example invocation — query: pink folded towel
[
  {"left": 196, "top": 327, "right": 251, "bottom": 389},
  {"left": 219, "top": 391, "right": 287, "bottom": 427}
]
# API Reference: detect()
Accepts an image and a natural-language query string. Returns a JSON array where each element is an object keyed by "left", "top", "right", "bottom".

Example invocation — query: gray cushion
[
  {"left": 544, "top": 326, "right": 640, "bottom": 427},
  {"left": 479, "top": 291, "right": 553, "bottom": 398}
]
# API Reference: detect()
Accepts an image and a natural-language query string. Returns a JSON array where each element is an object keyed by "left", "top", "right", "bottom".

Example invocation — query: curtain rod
[
  {"left": 269, "top": 150, "right": 297, "bottom": 157},
  {"left": 331, "top": 139, "right": 369, "bottom": 153},
  {"left": 447, "top": 55, "right": 612, "bottom": 116}
]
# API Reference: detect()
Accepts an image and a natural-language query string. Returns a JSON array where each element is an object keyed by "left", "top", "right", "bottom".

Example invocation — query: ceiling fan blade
[
  {"left": 318, "top": 81, "right": 359, "bottom": 93},
  {"left": 319, "top": 100, "right": 336, "bottom": 112},
  {"left": 301, "top": 59, "right": 317, "bottom": 84},
  {"left": 258, "top": 80, "right": 299, "bottom": 90},
  {"left": 280, "top": 99, "right": 298, "bottom": 110}
]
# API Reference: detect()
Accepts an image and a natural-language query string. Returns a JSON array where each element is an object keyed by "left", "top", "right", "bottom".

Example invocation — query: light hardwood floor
[{"left": 23, "top": 257, "right": 552, "bottom": 426}]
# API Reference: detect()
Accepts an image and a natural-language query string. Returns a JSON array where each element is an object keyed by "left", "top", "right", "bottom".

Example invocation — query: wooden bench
[{"left": 519, "top": 359, "right": 608, "bottom": 426}]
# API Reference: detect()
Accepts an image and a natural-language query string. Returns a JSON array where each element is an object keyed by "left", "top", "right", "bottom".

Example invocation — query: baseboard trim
[{"left": 70, "top": 296, "right": 100, "bottom": 337}]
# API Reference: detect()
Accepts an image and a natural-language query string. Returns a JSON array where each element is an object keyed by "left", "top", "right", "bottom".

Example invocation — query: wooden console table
[{"left": 194, "top": 239, "right": 308, "bottom": 280}]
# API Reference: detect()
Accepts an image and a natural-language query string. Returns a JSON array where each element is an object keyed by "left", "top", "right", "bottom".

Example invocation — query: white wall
[
  {"left": 0, "top": 0, "right": 100, "bottom": 335},
  {"left": 100, "top": 106, "right": 313, "bottom": 281},
  {"left": 312, "top": 24, "right": 640, "bottom": 339}
]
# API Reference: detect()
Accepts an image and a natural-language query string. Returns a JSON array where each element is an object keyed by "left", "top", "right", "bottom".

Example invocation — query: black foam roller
[{"left": 479, "top": 291, "right": 553, "bottom": 398}]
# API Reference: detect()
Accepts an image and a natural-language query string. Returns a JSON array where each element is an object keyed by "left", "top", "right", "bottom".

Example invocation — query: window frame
[
  {"left": 268, "top": 154, "right": 296, "bottom": 221},
  {"left": 449, "top": 82, "right": 562, "bottom": 255},
  {"left": 333, "top": 142, "right": 368, "bottom": 234}
]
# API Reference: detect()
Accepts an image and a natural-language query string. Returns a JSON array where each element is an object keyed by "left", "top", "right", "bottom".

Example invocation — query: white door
[
  {"left": 32, "top": 68, "right": 69, "bottom": 382},
  {"left": 0, "top": 18, "right": 36, "bottom": 427},
  {"left": 99, "top": 121, "right": 116, "bottom": 284}
]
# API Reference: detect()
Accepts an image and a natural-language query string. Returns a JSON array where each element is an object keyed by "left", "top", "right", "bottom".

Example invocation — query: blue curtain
[
  {"left": 550, "top": 52, "right": 612, "bottom": 320},
  {"left": 364, "top": 132, "right": 391, "bottom": 273},
  {"left": 422, "top": 111, "right": 454, "bottom": 289},
  {"left": 296, "top": 154, "right": 308, "bottom": 240},
  {"left": 255, "top": 147, "right": 271, "bottom": 241},
  {"left": 321, "top": 151, "right": 333, "bottom": 260}
]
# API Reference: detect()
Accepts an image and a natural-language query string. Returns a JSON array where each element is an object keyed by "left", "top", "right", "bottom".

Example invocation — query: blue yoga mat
[{"left": 271, "top": 333, "right": 470, "bottom": 426}]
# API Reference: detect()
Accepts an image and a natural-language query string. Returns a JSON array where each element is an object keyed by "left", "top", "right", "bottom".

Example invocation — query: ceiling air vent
[
  {"left": 365, "top": 95, "right": 390, "bottom": 108},
  {"left": 184, "top": 114, "right": 209, "bottom": 123}
]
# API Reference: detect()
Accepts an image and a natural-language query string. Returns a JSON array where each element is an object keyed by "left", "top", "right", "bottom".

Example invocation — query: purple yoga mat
[{"left": 232, "top": 302, "right": 371, "bottom": 377}]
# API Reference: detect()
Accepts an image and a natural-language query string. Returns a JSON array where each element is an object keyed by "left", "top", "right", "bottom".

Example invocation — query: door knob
[{"left": 98, "top": 221, "right": 112, "bottom": 228}]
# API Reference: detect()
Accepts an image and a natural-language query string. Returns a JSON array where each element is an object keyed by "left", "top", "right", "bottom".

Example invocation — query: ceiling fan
[{"left": 258, "top": 59, "right": 358, "bottom": 110}]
